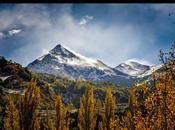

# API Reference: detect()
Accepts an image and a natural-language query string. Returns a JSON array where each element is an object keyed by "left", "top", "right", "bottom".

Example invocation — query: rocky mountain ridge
[{"left": 27, "top": 44, "right": 162, "bottom": 87}]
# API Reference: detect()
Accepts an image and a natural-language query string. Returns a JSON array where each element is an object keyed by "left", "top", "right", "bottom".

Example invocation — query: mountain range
[{"left": 27, "top": 44, "right": 163, "bottom": 87}]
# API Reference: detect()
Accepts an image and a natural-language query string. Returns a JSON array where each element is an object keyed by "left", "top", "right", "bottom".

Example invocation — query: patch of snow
[
  {"left": 138, "top": 64, "right": 163, "bottom": 78},
  {"left": 47, "top": 44, "right": 112, "bottom": 71},
  {"left": 28, "top": 44, "right": 158, "bottom": 87},
  {"left": 0, "top": 86, "right": 26, "bottom": 95},
  {"left": 38, "top": 54, "right": 47, "bottom": 61},
  {"left": 115, "top": 59, "right": 150, "bottom": 76},
  {"left": 54, "top": 44, "right": 102, "bottom": 66},
  {"left": 0, "top": 75, "right": 12, "bottom": 81}
]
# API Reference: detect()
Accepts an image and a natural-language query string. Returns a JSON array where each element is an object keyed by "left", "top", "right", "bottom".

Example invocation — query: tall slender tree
[
  {"left": 3, "top": 96, "right": 20, "bottom": 130},
  {"left": 55, "top": 95, "right": 64, "bottom": 130},
  {"left": 98, "top": 121, "right": 104, "bottom": 130},
  {"left": 78, "top": 86, "right": 96, "bottom": 130},
  {"left": 103, "top": 88, "right": 116, "bottom": 130},
  {"left": 54, "top": 95, "right": 70, "bottom": 130},
  {"left": 18, "top": 77, "right": 41, "bottom": 130},
  {"left": 45, "top": 107, "right": 55, "bottom": 130}
]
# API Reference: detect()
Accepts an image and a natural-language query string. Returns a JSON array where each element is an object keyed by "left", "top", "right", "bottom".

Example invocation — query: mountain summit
[
  {"left": 41, "top": 44, "right": 112, "bottom": 70},
  {"left": 27, "top": 44, "right": 162, "bottom": 86},
  {"left": 27, "top": 44, "right": 135, "bottom": 86},
  {"left": 115, "top": 60, "right": 150, "bottom": 76},
  {"left": 49, "top": 44, "right": 78, "bottom": 58}
]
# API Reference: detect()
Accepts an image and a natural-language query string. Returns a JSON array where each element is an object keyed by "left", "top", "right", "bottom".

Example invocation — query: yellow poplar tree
[
  {"left": 54, "top": 95, "right": 70, "bottom": 130},
  {"left": 18, "top": 77, "right": 41, "bottom": 130},
  {"left": 45, "top": 107, "right": 56, "bottom": 130},
  {"left": 144, "top": 45, "right": 175, "bottom": 130},
  {"left": 78, "top": 86, "right": 96, "bottom": 130},
  {"left": 144, "top": 72, "right": 175, "bottom": 130},
  {"left": 55, "top": 95, "right": 63, "bottom": 130},
  {"left": 3, "top": 96, "right": 20, "bottom": 130},
  {"left": 103, "top": 88, "right": 116, "bottom": 130},
  {"left": 132, "top": 84, "right": 150, "bottom": 130},
  {"left": 98, "top": 121, "right": 104, "bottom": 130},
  {"left": 120, "top": 91, "right": 136, "bottom": 130}
]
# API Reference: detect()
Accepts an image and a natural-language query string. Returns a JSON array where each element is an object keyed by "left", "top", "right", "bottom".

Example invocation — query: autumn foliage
[
  {"left": 2, "top": 44, "right": 175, "bottom": 130},
  {"left": 78, "top": 86, "right": 96, "bottom": 130}
]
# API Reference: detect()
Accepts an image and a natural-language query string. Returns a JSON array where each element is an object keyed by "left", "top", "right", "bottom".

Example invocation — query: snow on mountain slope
[
  {"left": 27, "top": 44, "right": 163, "bottom": 87},
  {"left": 37, "top": 44, "right": 111, "bottom": 70},
  {"left": 137, "top": 64, "right": 163, "bottom": 78},
  {"left": 27, "top": 44, "right": 135, "bottom": 86},
  {"left": 115, "top": 60, "right": 150, "bottom": 76}
]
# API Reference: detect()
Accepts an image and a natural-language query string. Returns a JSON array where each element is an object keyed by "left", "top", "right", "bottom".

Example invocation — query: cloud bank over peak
[
  {"left": 0, "top": 4, "right": 172, "bottom": 67},
  {"left": 124, "top": 59, "right": 154, "bottom": 66}
]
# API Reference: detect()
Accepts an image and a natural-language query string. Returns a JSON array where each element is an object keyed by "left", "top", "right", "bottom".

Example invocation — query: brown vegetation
[{"left": 1, "top": 44, "right": 175, "bottom": 130}]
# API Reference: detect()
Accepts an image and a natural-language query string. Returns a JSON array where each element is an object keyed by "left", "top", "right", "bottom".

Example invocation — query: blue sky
[{"left": 0, "top": 4, "right": 174, "bottom": 67}]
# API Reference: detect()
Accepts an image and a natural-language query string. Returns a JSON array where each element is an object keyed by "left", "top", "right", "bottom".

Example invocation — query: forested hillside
[{"left": 0, "top": 44, "right": 174, "bottom": 130}]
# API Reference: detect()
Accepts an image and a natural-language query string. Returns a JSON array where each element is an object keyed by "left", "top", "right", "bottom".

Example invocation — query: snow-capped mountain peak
[
  {"left": 45, "top": 44, "right": 110, "bottom": 70},
  {"left": 49, "top": 44, "right": 77, "bottom": 58},
  {"left": 27, "top": 44, "right": 163, "bottom": 87},
  {"left": 27, "top": 44, "right": 120, "bottom": 83},
  {"left": 115, "top": 60, "right": 150, "bottom": 76}
]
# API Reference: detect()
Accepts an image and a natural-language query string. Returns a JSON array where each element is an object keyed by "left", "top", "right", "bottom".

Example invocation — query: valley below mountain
[
  {"left": 0, "top": 44, "right": 164, "bottom": 108},
  {"left": 0, "top": 55, "right": 128, "bottom": 108},
  {"left": 1, "top": 4, "right": 175, "bottom": 130},
  {"left": 0, "top": 44, "right": 173, "bottom": 130}
]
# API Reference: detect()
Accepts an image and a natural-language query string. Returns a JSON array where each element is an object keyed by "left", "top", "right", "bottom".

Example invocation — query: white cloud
[
  {"left": 13, "top": 12, "right": 154, "bottom": 67},
  {"left": 0, "top": 28, "right": 22, "bottom": 39},
  {"left": 0, "top": 5, "right": 157, "bottom": 67},
  {"left": 125, "top": 58, "right": 154, "bottom": 66},
  {"left": 0, "top": 4, "right": 53, "bottom": 31},
  {"left": 79, "top": 15, "right": 94, "bottom": 25},
  {"left": 8, "top": 29, "right": 22, "bottom": 36}
]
